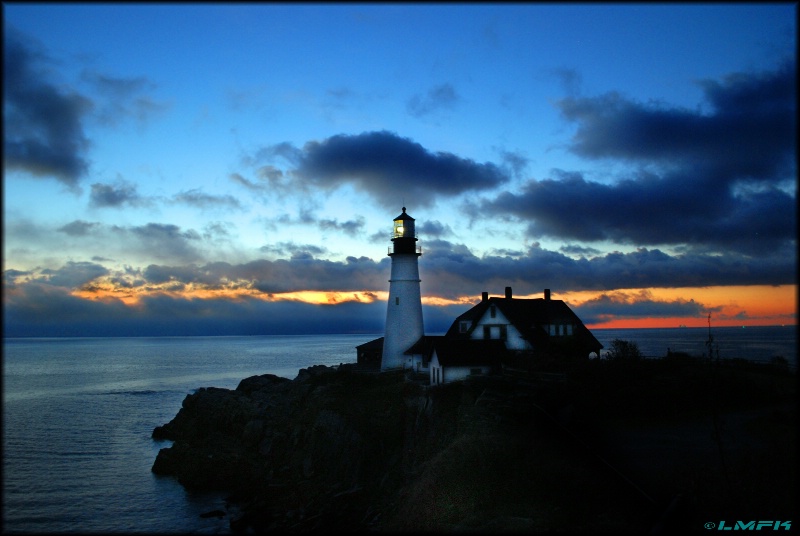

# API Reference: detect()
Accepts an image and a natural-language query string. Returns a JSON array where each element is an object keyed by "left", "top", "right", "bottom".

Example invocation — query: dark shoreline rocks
[{"left": 152, "top": 360, "right": 796, "bottom": 533}]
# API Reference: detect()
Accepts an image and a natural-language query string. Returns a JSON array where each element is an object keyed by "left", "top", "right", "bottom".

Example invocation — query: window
[
  {"left": 549, "top": 324, "right": 556, "bottom": 336},
  {"left": 483, "top": 326, "right": 490, "bottom": 339},
  {"left": 459, "top": 321, "right": 470, "bottom": 333},
  {"left": 566, "top": 324, "right": 573, "bottom": 336},
  {"left": 395, "top": 297, "right": 400, "bottom": 305},
  {"left": 490, "top": 305, "right": 496, "bottom": 318},
  {"left": 500, "top": 325, "right": 507, "bottom": 341}
]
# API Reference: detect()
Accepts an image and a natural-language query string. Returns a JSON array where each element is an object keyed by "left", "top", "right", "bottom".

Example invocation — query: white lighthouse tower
[{"left": 381, "top": 207, "right": 424, "bottom": 370}]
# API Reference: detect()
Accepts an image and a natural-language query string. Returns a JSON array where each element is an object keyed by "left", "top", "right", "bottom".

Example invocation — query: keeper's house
[
  {"left": 356, "top": 286, "right": 602, "bottom": 385},
  {"left": 445, "top": 287, "right": 602, "bottom": 358}
]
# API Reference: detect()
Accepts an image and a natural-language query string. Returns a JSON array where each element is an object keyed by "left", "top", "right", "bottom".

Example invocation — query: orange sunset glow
[
  {"left": 61, "top": 277, "right": 797, "bottom": 329},
  {"left": 562, "top": 285, "right": 797, "bottom": 329}
]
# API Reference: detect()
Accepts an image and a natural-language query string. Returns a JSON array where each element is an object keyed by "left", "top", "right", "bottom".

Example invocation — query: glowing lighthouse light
[{"left": 381, "top": 207, "right": 424, "bottom": 370}]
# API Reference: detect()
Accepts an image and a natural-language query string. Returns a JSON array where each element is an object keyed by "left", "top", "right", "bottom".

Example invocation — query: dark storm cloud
[
  {"left": 481, "top": 169, "right": 795, "bottom": 254},
  {"left": 557, "top": 61, "right": 795, "bottom": 179},
  {"left": 479, "top": 61, "right": 796, "bottom": 255},
  {"left": 419, "top": 241, "right": 795, "bottom": 300},
  {"left": 3, "top": 29, "right": 91, "bottom": 189},
  {"left": 90, "top": 180, "right": 147, "bottom": 208},
  {"left": 260, "top": 131, "right": 508, "bottom": 209},
  {"left": 407, "top": 83, "right": 460, "bottom": 117}
]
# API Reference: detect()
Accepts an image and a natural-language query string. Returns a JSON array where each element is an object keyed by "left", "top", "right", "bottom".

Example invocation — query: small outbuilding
[
  {"left": 356, "top": 337, "right": 383, "bottom": 370},
  {"left": 428, "top": 338, "right": 506, "bottom": 385}
]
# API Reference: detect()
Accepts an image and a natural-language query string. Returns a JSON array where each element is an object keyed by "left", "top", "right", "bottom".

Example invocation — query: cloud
[
  {"left": 3, "top": 28, "right": 91, "bottom": 189},
  {"left": 479, "top": 168, "right": 795, "bottom": 255},
  {"left": 80, "top": 70, "right": 168, "bottom": 126},
  {"left": 122, "top": 223, "right": 204, "bottom": 263},
  {"left": 475, "top": 61, "right": 796, "bottom": 255},
  {"left": 2, "top": 279, "right": 393, "bottom": 337},
  {"left": 417, "top": 241, "right": 796, "bottom": 300},
  {"left": 318, "top": 217, "right": 365, "bottom": 237},
  {"left": 572, "top": 290, "right": 714, "bottom": 325},
  {"left": 560, "top": 244, "right": 603, "bottom": 257},
  {"left": 41, "top": 261, "right": 110, "bottom": 288},
  {"left": 556, "top": 60, "right": 795, "bottom": 181},
  {"left": 407, "top": 83, "right": 460, "bottom": 117},
  {"left": 229, "top": 167, "right": 287, "bottom": 198},
  {"left": 259, "top": 242, "right": 329, "bottom": 259},
  {"left": 5, "top": 217, "right": 224, "bottom": 268},
  {"left": 58, "top": 220, "right": 101, "bottom": 236},
  {"left": 137, "top": 256, "right": 388, "bottom": 294},
  {"left": 254, "top": 131, "right": 509, "bottom": 209},
  {"left": 89, "top": 180, "right": 149, "bottom": 208},
  {"left": 3, "top": 234, "right": 795, "bottom": 337},
  {"left": 549, "top": 67, "right": 583, "bottom": 97},
  {"left": 171, "top": 189, "right": 242, "bottom": 210},
  {"left": 417, "top": 220, "right": 454, "bottom": 238}
]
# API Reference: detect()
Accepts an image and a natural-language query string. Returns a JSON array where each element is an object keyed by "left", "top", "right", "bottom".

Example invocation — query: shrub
[{"left": 604, "top": 339, "right": 643, "bottom": 361}]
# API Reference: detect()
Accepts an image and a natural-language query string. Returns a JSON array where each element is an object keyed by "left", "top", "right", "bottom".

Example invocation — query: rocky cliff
[{"left": 152, "top": 360, "right": 796, "bottom": 533}]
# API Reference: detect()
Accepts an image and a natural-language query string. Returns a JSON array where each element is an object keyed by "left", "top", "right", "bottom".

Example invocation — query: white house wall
[
  {"left": 429, "top": 351, "right": 492, "bottom": 385},
  {"left": 468, "top": 307, "right": 531, "bottom": 350}
]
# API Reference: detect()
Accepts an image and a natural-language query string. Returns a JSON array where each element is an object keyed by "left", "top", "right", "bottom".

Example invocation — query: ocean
[{"left": 2, "top": 327, "right": 796, "bottom": 533}]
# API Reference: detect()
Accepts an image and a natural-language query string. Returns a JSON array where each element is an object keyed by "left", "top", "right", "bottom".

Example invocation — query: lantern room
[
  {"left": 390, "top": 207, "right": 421, "bottom": 256},
  {"left": 392, "top": 207, "right": 416, "bottom": 239}
]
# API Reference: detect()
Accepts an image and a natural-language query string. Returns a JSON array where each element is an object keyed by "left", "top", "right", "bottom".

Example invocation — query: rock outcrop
[
  {"left": 153, "top": 365, "right": 420, "bottom": 531},
  {"left": 152, "top": 360, "right": 796, "bottom": 533}
]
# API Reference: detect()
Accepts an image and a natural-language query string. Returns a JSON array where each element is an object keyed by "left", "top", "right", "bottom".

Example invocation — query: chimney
[
  {"left": 481, "top": 291, "right": 488, "bottom": 302},
  {"left": 544, "top": 288, "right": 551, "bottom": 300},
  {"left": 505, "top": 286, "right": 512, "bottom": 299}
]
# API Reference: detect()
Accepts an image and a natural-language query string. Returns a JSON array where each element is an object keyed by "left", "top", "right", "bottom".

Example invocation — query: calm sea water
[
  {"left": 2, "top": 334, "right": 367, "bottom": 534},
  {"left": 593, "top": 325, "right": 797, "bottom": 364},
  {"left": 2, "top": 328, "right": 796, "bottom": 533}
]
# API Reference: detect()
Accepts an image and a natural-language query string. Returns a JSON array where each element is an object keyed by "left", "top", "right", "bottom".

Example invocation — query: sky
[{"left": 2, "top": 3, "right": 797, "bottom": 337}]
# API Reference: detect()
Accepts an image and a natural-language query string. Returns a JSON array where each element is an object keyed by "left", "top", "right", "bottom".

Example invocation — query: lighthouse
[{"left": 381, "top": 207, "right": 424, "bottom": 370}]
